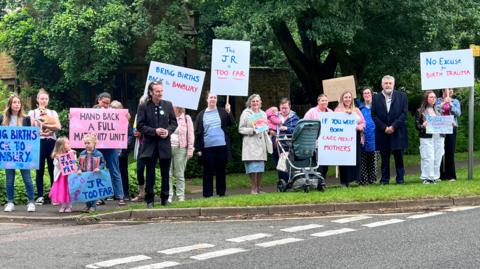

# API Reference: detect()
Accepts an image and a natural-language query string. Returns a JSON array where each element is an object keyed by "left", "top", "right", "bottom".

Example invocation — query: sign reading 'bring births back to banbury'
[
  {"left": 420, "top": 49, "right": 474, "bottom": 90},
  {"left": 0, "top": 126, "right": 40, "bottom": 169}
]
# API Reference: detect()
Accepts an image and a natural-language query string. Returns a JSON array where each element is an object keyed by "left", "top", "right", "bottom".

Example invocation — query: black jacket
[
  {"left": 136, "top": 99, "right": 178, "bottom": 159},
  {"left": 415, "top": 109, "right": 446, "bottom": 139},
  {"left": 0, "top": 114, "right": 32, "bottom": 126},
  {"left": 371, "top": 90, "right": 409, "bottom": 151},
  {"left": 194, "top": 107, "right": 235, "bottom": 155}
]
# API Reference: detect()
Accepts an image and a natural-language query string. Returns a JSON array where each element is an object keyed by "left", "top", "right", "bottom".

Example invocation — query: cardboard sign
[
  {"left": 420, "top": 49, "right": 474, "bottom": 90},
  {"left": 0, "top": 126, "right": 40, "bottom": 169},
  {"left": 317, "top": 112, "right": 357, "bottom": 165},
  {"left": 210, "top": 39, "right": 251, "bottom": 96},
  {"left": 426, "top": 115, "right": 454, "bottom": 134},
  {"left": 322, "top": 76, "right": 357, "bottom": 102},
  {"left": 68, "top": 170, "right": 113, "bottom": 203},
  {"left": 57, "top": 151, "right": 78, "bottom": 175},
  {"left": 144, "top": 61, "right": 206, "bottom": 110},
  {"left": 69, "top": 108, "right": 129, "bottom": 149},
  {"left": 248, "top": 112, "right": 268, "bottom": 133}
]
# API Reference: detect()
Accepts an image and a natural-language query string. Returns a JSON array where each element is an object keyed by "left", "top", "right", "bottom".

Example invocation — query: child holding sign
[
  {"left": 78, "top": 134, "right": 105, "bottom": 212},
  {"left": 49, "top": 137, "right": 75, "bottom": 213}
]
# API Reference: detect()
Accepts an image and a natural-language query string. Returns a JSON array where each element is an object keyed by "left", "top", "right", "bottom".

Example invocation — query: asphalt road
[{"left": 1, "top": 206, "right": 479, "bottom": 269}]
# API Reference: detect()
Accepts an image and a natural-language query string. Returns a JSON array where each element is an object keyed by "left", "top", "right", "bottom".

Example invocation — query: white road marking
[
  {"left": 226, "top": 233, "right": 272, "bottom": 242},
  {"left": 362, "top": 219, "right": 405, "bottom": 228},
  {"left": 280, "top": 224, "right": 324, "bottom": 233},
  {"left": 190, "top": 248, "right": 247, "bottom": 260},
  {"left": 255, "top": 238, "right": 304, "bottom": 248},
  {"left": 310, "top": 228, "right": 356, "bottom": 237},
  {"left": 407, "top": 212, "right": 445, "bottom": 219},
  {"left": 331, "top": 215, "right": 372, "bottom": 224},
  {"left": 444, "top": 206, "right": 480, "bottom": 212},
  {"left": 130, "top": 261, "right": 180, "bottom": 269},
  {"left": 158, "top": 243, "right": 215, "bottom": 255},
  {"left": 86, "top": 255, "right": 151, "bottom": 268}
]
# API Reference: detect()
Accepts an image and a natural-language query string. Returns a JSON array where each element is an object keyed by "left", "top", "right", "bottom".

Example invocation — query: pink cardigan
[{"left": 172, "top": 113, "right": 195, "bottom": 156}]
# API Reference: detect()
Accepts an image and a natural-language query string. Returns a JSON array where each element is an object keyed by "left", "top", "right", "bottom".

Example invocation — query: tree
[{"left": 196, "top": 0, "right": 480, "bottom": 105}]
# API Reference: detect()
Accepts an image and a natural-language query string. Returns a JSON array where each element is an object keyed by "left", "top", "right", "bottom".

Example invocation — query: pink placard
[
  {"left": 69, "top": 108, "right": 129, "bottom": 149},
  {"left": 58, "top": 151, "right": 78, "bottom": 175}
]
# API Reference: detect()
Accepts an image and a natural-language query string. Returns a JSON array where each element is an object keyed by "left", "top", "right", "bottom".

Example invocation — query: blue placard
[
  {"left": 426, "top": 115, "right": 454, "bottom": 134},
  {"left": 68, "top": 170, "right": 113, "bottom": 203},
  {"left": 0, "top": 126, "right": 40, "bottom": 169}
]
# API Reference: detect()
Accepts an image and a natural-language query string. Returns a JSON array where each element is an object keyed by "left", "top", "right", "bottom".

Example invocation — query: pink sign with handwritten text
[{"left": 69, "top": 108, "right": 129, "bottom": 149}]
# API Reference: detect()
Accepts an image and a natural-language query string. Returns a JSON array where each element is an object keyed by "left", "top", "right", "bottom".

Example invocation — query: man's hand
[{"left": 159, "top": 128, "right": 168, "bottom": 139}]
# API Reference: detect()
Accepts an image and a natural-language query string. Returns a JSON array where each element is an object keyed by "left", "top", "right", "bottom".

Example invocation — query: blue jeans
[
  {"left": 86, "top": 201, "right": 97, "bottom": 208},
  {"left": 6, "top": 169, "right": 35, "bottom": 203},
  {"left": 99, "top": 149, "right": 124, "bottom": 199}
]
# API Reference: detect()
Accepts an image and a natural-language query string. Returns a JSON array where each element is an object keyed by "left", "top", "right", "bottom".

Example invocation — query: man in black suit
[
  {"left": 137, "top": 80, "right": 178, "bottom": 207},
  {"left": 371, "top": 75, "right": 408, "bottom": 184}
]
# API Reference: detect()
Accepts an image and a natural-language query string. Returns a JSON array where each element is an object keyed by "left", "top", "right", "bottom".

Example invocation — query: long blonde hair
[
  {"left": 51, "top": 137, "right": 70, "bottom": 159},
  {"left": 336, "top": 91, "right": 356, "bottom": 111},
  {"left": 2, "top": 95, "right": 25, "bottom": 126}
]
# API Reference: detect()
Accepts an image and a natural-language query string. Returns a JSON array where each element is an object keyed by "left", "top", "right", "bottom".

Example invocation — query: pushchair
[{"left": 276, "top": 120, "right": 325, "bottom": 192}]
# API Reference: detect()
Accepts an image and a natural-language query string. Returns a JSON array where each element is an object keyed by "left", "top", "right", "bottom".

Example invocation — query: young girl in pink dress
[{"left": 49, "top": 137, "right": 76, "bottom": 213}]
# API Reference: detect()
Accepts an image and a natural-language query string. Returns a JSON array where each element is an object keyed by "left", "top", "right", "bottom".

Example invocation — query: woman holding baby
[{"left": 28, "top": 88, "right": 62, "bottom": 205}]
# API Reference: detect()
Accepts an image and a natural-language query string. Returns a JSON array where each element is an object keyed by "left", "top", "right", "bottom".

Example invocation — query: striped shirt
[{"left": 203, "top": 108, "right": 225, "bottom": 148}]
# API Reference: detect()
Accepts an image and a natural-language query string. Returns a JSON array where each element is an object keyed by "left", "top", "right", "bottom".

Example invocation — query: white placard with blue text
[
  {"left": 144, "top": 61, "right": 206, "bottom": 110},
  {"left": 317, "top": 112, "right": 357, "bottom": 166},
  {"left": 420, "top": 49, "right": 474, "bottom": 90},
  {"left": 210, "top": 39, "right": 250, "bottom": 96}
]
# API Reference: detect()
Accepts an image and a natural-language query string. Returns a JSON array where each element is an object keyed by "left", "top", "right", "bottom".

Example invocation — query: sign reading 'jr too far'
[
  {"left": 210, "top": 39, "right": 251, "bottom": 96},
  {"left": 420, "top": 49, "right": 474, "bottom": 90}
]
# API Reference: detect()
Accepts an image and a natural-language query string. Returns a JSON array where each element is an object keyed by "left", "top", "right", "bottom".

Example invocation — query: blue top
[
  {"left": 359, "top": 102, "right": 376, "bottom": 152},
  {"left": 278, "top": 111, "right": 300, "bottom": 136},
  {"left": 203, "top": 108, "right": 226, "bottom": 148}
]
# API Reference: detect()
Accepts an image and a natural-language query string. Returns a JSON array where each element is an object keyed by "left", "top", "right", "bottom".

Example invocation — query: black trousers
[
  {"left": 202, "top": 146, "right": 227, "bottom": 197},
  {"left": 119, "top": 154, "right": 129, "bottom": 198},
  {"left": 36, "top": 138, "right": 56, "bottom": 197},
  {"left": 360, "top": 151, "right": 377, "bottom": 184},
  {"left": 440, "top": 128, "right": 457, "bottom": 180},
  {"left": 136, "top": 157, "right": 146, "bottom": 186},
  {"left": 144, "top": 151, "right": 171, "bottom": 204},
  {"left": 380, "top": 149, "right": 404, "bottom": 184}
]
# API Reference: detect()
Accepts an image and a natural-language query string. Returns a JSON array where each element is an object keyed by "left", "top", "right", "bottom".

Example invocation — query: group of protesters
[{"left": 1, "top": 75, "right": 461, "bottom": 212}]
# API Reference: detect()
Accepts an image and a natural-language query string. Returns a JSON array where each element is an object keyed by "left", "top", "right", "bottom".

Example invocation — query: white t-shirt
[{"left": 28, "top": 108, "right": 59, "bottom": 139}]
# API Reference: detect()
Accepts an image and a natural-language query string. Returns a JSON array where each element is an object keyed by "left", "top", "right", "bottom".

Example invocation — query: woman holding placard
[
  {"left": 1, "top": 95, "right": 36, "bottom": 212},
  {"left": 334, "top": 91, "right": 365, "bottom": 187},
  {"left": 416, "top": 91, "right": 445, "bottom": 184},
  {"left": 436, "top": 88, "right": 461, "bottom": 181},
  {"left": 239, "top": 94, "right": 273, "bottom": 194},
  {"left": 194, "top": 92, "right": 234, "bottom": 198},
  {"left": 28, "top": 89, "right": 61, "bottom": 206}
]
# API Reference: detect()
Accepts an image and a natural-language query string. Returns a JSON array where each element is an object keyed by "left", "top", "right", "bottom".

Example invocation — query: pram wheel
[
  {"left": 303, "top": 185, "right": 310, "bottom": 193},
  {"left": 277, "top": 179, "right": 287, "bottom": 192},
  {"left": 317, "top": 185, "right": 326, "bottom": 192}
]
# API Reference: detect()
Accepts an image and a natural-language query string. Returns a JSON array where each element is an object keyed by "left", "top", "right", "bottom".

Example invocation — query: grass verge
[{"left": 125, "top": 164, "right": 480, "bottom": 210}]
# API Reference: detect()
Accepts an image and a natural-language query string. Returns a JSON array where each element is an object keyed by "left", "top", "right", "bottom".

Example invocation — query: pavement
[{"left": 0, "top": 159, "right": 478, "bottom": 224}]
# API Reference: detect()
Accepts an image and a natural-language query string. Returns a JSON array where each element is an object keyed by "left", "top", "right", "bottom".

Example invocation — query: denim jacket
[{"left": 78, "top": 149, "right": 106, "bottom": 172}]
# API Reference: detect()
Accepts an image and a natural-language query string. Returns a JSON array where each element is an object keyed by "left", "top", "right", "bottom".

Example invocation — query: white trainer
[
  {"left": 4, "top": 202, "right": 15, "bottom": 212},
  {"left": 27, "top": 203, "right": 36, "bottom": 212}
]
